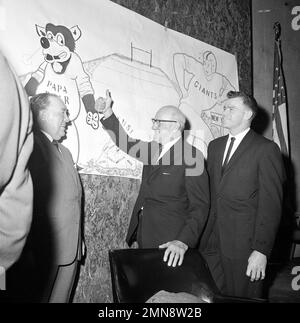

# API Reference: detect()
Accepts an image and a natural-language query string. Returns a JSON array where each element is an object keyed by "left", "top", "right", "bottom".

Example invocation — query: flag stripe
[{"left": 272, "top": 39, "right": 289, "bottom": 156}]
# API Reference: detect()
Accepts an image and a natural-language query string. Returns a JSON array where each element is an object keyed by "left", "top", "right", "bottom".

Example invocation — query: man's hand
[
  {"left": 159, "top": 240, "right": 188, "bottom": 267},
  {"left": 246, "top": 250, "right": 267, "bottom": 282},
  {"left": 95, "top": 89, "right": 113, "bottom": 118}
]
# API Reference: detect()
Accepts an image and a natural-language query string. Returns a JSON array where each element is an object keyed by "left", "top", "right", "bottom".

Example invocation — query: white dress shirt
[
  {"left": 157, "top": 136, "right": 181, "bottom": 163},
  {"left": 222, "top": 128, "right": 250, "bottom": 165}
]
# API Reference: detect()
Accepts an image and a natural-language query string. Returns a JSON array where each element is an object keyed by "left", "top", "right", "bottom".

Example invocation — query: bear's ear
[
  {"left": 70, "top": 25, "right": 82, "bottom": 41},
  {"left": 35, "top": 24, "right": 46, "bottom": 37}
]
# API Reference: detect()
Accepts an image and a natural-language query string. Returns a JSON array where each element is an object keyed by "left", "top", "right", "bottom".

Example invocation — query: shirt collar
[
  {"left": 228, "top": 127, "right": 250, "bottom": 141},
  {"left": 162, "top": 135, "right": 181, "bottom": 150},
  {"left": 157, "top": 135, "right": 181, "bottom": 162},
  {"left": 41, "top": 130, "right": 54, "bottom": 142}
]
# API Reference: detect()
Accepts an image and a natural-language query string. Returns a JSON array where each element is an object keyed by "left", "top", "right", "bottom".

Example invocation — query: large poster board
[{"left": 0, "top": 0, "right": 238, "bottom": 178}]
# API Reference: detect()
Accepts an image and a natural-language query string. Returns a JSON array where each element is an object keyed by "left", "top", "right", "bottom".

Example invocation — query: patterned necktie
[{"left": 221, "top": 137, "right": 235, "bottom": 175}]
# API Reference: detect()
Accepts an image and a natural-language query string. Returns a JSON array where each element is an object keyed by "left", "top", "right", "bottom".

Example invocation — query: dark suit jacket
[
  {"left": 101, "top": 113, "right": 209, "bottom": 248},
  {"left": 29, "top": 131, "right": 83, "bottom": 266},
  {"left": 200, "top": 129, "right": 285, "bottom": 259}
]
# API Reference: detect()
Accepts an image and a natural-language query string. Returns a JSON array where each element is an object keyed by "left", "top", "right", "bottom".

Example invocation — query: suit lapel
[
  {"left": 220, "top": 130, "right": 255, "bottom": 179},
  {"left": 58, "top": 142, "right": 80, "bottom": 187},
  {"left": 36, "top": 131, "right": 79, "bottom": 188},
  {"left": 36, "top": 131, "right": 59, "bottom": 161},
  {"left": 150, "top": 143, "right": 161, "bottom": 166}
]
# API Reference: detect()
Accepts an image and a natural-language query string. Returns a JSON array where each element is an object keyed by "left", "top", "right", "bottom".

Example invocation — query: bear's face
[
  {"left": 41, "top": 29, "right": 72, "bottom": 64},
  {"left": 35, "top": 23, "right": 81, "bottom": 73}
]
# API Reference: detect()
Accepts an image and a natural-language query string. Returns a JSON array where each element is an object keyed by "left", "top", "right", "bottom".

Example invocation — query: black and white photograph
[{"left": 0, "top": 0, "right": 299, "bottom": 319}]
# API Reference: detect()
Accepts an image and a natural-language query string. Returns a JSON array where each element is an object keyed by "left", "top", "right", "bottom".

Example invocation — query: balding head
[
  {"left": 152, "top": 105, "right": 186, "bottom": 144},
  {"left": 156, "top": 105, "right": 186, "bottom": 131}
]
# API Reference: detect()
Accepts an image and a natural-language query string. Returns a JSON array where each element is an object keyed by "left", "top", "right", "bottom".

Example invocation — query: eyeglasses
[{"left": 151, "top": 118, "right": 178, "bottom": 126}]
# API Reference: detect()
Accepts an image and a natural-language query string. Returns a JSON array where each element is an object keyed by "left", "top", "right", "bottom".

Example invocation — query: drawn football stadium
[{"left": 21, "top": 41, "right": 236, "bottom": 178}]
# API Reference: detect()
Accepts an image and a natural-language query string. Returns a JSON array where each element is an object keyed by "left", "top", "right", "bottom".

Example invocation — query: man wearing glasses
[{"left": 96, "top": 91, "right": 209, "bottom": 267}]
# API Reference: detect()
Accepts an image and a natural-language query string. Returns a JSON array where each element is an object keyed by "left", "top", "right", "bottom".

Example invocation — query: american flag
[{"left": 272, "top": 36, "right": 289, "bottom": 156}]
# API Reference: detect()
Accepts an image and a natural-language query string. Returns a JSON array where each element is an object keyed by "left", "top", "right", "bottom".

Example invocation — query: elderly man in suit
[
  {"left": 0, "top": 51, "right": 33, "bottom": 271},
  {"left": 29, "top": 93, "right": 83, "bottom": 302},
  {"left": 96, "top": 90, "right": 209, "bottom": 267},
  {"left": 200, "top": 91, "right": 285, "bottom": 298}
]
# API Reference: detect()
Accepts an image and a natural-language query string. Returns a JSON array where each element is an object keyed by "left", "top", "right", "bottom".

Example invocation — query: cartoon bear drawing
[{"left": 25, "top": 23, "right": 99, "bottom": 130}]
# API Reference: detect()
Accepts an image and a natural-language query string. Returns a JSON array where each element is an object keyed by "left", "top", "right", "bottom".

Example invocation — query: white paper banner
[{"left": 0, "top": 0, "right": 238, "bottom": 178}]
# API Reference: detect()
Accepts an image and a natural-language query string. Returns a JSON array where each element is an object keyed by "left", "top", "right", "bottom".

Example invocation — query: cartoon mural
[
  {"left": 22, "top": 27, "right": 237, "bottom": 171},
  {"left": 0, "top": 0, "right": 238, "bottom": 178}
]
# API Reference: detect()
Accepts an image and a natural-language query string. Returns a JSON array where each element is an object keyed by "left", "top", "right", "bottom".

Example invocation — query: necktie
[
  {"left": 152, "top": 143, "right": 163, "bottom": 165},
  {"left": 52, "top": 140, "right": 62, "bottom": 154},
  {"left": 156, "top": 143, "right": 163, "bottom": 165},
  {"left": 158, "top": 143, "right": 163, "bottom": 155},
  {"left": 221, "top": 137, "right": 235, "bottom": 175}
]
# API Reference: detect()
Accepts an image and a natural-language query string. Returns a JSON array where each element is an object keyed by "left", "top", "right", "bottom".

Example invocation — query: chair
[{"left": 108, "top": 248, "right": 267, "bottom": 303}]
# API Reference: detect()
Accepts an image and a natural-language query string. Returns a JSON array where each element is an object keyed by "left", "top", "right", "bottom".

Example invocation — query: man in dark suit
[
  {"left": 29, "top": 93, "right": 83, "bottom": 302},
  {"left": 96, "top": 91, "right": 209, "bottom": 267},
  {"left": 200, "top": 91, "right": 285, "bottom": 298}
]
